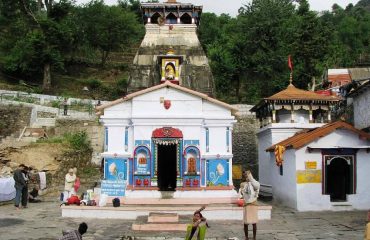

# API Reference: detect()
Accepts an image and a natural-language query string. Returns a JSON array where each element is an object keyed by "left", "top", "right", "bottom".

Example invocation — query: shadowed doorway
[
  {"left": 327, "top": 157, "right": 351, "bottom": 201},
  {"left": 157, "top": 144, "right": 177, "bottom": 191}
]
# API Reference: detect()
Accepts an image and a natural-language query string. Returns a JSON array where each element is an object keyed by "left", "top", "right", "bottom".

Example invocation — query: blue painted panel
[
  {"left": 201, "top": 159, "right": 206, "bottom": 186},
  {"left": 206, "top": 159, "right": 229, "bottom": 186},
  {"left": 104, "top": 158, "right": 127, "bottom": 181},
  {"left": 104, "top": 127, "right": 108, "bottom": 151},
  {"left": 134, "top": 146, "right": 151, "bottom": 174},
  {"left": 124, "top": 127, "right": 129, "bottom": 150},
  {"left": 101, "top": 180, "right": 126, "bottom": 197}
]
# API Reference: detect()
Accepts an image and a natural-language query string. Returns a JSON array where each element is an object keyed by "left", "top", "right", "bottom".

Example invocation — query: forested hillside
[{"left": 0, "top": 0, "right": 369, "bottom": 103}]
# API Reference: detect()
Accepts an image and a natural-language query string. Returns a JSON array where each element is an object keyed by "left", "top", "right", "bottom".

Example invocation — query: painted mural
[{"left": 206, "top": 159, "right": 229, "bottom": 186}]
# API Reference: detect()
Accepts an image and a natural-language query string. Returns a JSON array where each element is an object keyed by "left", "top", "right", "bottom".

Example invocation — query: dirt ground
[{"left": 6, "top": 143, "right": 66, "bottom": 172}]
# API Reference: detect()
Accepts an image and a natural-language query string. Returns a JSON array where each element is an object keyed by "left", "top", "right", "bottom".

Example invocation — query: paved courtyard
[{"left": 0, "top": 198, "right": 366, "bottom": 240}]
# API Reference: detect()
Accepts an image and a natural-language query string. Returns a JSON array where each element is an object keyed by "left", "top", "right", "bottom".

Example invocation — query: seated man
[
  {"left": 59, "top": 222, "right": 88, "bottom": 240},
  {"left": 28, "top": 186, "right": 41, "bottom": 203}
]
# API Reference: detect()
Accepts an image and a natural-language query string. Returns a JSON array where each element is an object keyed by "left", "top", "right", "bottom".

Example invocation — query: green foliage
[
  {"left": 86, "top": 78, "right": 102, "bottom": 89},
  {"left": 199, "top": 0, "right": 370, "bottom": 103},
  {"left": 64, "top": 131, "right": 91, "bottom": 151}
]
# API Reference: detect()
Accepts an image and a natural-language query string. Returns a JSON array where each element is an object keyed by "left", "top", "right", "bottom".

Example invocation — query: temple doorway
[
  {"left": 326, "top": 157, "right": 351, "bottom": 201},
  {"left": 157, "top": 143, "right": 177, "bottom": 191}
]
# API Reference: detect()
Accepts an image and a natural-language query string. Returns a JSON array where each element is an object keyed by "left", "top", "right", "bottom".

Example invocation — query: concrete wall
[
  {"left": 352, "top": 88, "right": 370, "bottom": 130},
  {"left": 271, "top": 150, "right": 297, "bottom": 209}
]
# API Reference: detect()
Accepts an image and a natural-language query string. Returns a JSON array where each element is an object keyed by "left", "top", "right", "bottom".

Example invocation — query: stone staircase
[
  {"left": 132, "top": 213, "right": 187, "bottom": 231},
  {"left": 61, "top": 198, "right": 272, "bottom": 222}
]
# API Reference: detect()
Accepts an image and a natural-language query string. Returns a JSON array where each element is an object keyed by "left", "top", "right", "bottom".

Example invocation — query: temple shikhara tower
[{"left": 127, "top": 0, "right": 215, "bottom": 96}]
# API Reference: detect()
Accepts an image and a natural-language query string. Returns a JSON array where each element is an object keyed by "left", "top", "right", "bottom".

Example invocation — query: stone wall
[
  {"left": 0, "top": 105, "right": 32, "bottom": 140},
  {"left": 127, "top": 25, "right": 215, "bottom": 96},
  {"left": 53, "top": 119, "right": 104, "bottom": 165},
  {"left": 232, "top": 105, "right": 258, "bottom": 186}
]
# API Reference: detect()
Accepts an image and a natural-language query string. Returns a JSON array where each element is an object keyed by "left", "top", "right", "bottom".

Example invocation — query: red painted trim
[{"left": 152, "top": 127, "right": 183, "bottom": 138}]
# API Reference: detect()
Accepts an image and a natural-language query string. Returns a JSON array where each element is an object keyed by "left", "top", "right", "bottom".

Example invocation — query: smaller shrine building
[
  {"left": 252, "top": 83, "right": 370, "bottom": 211},
  {"left": 96, "top": 81, "right": 238, "bottom": 199}
]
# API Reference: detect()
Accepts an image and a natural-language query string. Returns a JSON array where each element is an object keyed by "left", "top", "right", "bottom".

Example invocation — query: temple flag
[{"left": 288, "top": 55, "right": 293, "bottom": 72}]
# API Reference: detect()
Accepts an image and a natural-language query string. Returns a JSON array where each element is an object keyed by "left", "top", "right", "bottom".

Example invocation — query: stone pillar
[
  {"left": 192, "top": 18, "right": 195, "bottom": 24},
  {"left": 148, "top": 17, "right": 151, "bottom": 23},
  {"left": 177, "top": 18, "right": 180, "bottom": 24},
  {"left": 328, "top": 110, "right": 332, "bottom": 122}
]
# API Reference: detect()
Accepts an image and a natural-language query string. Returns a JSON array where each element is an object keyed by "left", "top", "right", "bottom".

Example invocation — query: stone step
[
  {"left": 148, "top": 212, "right": 179, "bottom": 223},
  {"left": 61, "top": 204, "right": 272, "bottom": 220},
  {"left": 132, "top": 223, "right": 187, "bottom": 231},
  {"left": 331, "top": 202, "right": 353, "bottom": 211}
]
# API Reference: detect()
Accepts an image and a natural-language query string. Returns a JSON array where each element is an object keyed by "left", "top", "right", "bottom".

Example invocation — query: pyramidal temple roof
[
  {"left": 251, "top": 83, "right": 341, "bottom": 112},
  {"left": 266, "top": 84, "right": 340, "bottom": 101}
]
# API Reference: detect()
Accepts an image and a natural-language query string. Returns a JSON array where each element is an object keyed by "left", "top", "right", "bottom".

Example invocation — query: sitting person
[
  {"left": 185, "top": 206, "right": 209, "bottom": 240},
  {"left": 28, "top": 186, "right": 41, "bottom": 203},
  {"left": 59, "top": 222, "right": 88, "bottom": 240}
]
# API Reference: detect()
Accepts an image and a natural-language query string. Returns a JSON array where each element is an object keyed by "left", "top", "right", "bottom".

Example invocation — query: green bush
[
  {"left": 86, "top": 79, "right": 102, "bottom": 90},
  {"left": 65, "top": 131, "right": 91, "bottom": 151},
  {"left": 51, "top": 100, "right": 61, "bottom": 108},
  {"left": 116, "top": 78, "right": 128, "bottom": 90}
]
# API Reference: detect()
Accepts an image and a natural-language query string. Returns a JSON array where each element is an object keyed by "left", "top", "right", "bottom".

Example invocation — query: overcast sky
[{"left": 75, "top": 0, "right": 360, "bottom": 16}]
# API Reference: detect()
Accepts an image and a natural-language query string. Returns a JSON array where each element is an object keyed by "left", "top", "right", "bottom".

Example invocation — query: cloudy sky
[{"left": 75, "top": 0, "right": 360, "bottom": 16}]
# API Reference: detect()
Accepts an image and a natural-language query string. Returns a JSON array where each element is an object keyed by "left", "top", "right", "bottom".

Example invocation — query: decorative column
[
  {"left": 290, "top": 102, "right": 295, "bottom": 123},
  {"left": 272, "top": 110, "right": 277, "bottom": 123},
  {"left": 328, "top": 105, "right": 332, "bottom": 122},
  {"left": 309, "top": 104, "right": 313, "bottom": 123},
  {"left": 177, "top": 7, "right": 180, "bottom": 24}
]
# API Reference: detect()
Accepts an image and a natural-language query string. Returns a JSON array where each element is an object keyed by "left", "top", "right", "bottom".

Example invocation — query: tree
[
  {"left": 81, "top": 0, "right": 144, "bottom": 67},
  {"left": 290, "top": 0, "right": 331, "bottom": 89},
  {"left": 8, "top": 0, "right": 75, "bottom": 91}
]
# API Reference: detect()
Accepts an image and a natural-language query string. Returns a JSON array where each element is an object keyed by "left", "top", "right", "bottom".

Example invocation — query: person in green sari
[{"left": 185, "top": 206, "right": 209, "bottom": 240}]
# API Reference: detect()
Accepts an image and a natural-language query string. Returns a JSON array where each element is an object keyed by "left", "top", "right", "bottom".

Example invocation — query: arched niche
[
  {"left": 180, "top": 13, "right": 192, "bottom": 24},
  {"left": 183, "top": 146, "right": 200, "bottom": 175},
  {"left": 134, "top": 146, "right": 151, "bottom": 175},
  {"left": 166, "top": 12, "right": 177, "bottom": 24},
  {"left": 165, "top": 62, "right": 176, "bottom": 80},
  {"left": 151, "top": 12, "right": 162, "bottom": 24}
]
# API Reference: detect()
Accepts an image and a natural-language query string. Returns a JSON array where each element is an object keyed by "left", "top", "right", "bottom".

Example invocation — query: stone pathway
[{"left": 0, "top": 198, "right": 366, "bottom": 240}]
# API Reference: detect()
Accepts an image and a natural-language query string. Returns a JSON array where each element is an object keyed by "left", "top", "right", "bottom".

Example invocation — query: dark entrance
[
  {"left": 157, "top": 144, "right": 177, "bottom": 191},
  {"left": 326, "top": 158, "right": 351, "bottom": 201}
]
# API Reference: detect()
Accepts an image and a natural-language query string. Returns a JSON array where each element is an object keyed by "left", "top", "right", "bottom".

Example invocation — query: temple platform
[{"left": 61, "top": 198, "right": 272, "bottom": 221}]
